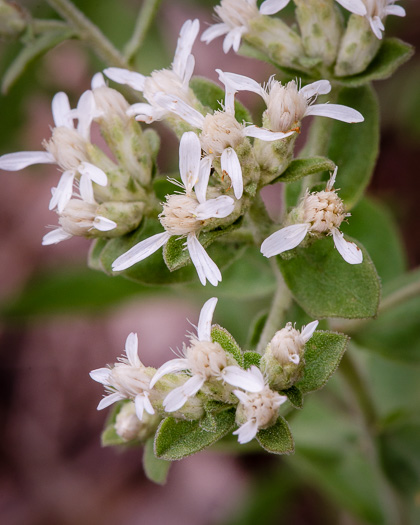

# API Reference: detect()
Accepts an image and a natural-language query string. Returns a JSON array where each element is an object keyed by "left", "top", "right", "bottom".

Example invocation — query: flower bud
[
  {"left": 96, "top": 201, "right": 144, "bottom": 236},
  {"left": 0, "top": 1, "right": 26, "bottom": 39},
  {"left": 115, "top": 402, "right": 160, "bottom": 442}
]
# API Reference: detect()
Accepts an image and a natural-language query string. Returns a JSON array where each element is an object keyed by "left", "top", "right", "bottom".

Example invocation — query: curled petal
[
  {"left": 79, "top": 174, "right": 95, "bottom": 204},
  {"left": 149, "top": 358, "right": 190, "bottom": 389},
  {"left": 369, "top": 16, "right": 384, "bottom": 39},
  {"left": 326, "top": 166, "right": 338, "bottom": 191},
  {"left": 223, "top": 27, "right": 246, "bottom": 54},
  {"left": 104, "top": 67, "right": 146, "bottom": 91},
  {"left": 386, "top": 5, "right": 405, "bottom": 17},
  {"left": 125, "top": 332, "right": 140, "bottom": 367},
  {"left": 218, "top": 72, "right": 266, "bottom": 101},
  {"left": 299, "top": 80, "right": 331, "bottom": 99},
  {"left": 195, "top": 156, "right": 212, "bottom": 204},
  {"left": 143, "top": 392, "right": 155, "bottom": 416},
  {"left": 52, "top": 92, "right": 73, "bottom": 129},
  {"left": 97, "top": 392, "right": 125, "bottom": 410},
  {"left": 78, "top": 162, "right": 108, "bottom": 186},
  {"left": 223, "top": 365, "right": 266, "bottom": 392},
  {"left": 93, "top": 216, "right": 117, "bottom": 232},
  {"left": 261, "top": 223, "right": 310, "bottom": 258},
  {"left": 335, "top": 0, "right": 367, "bottom": 16},
  {"left": 331, "top": 228, "right": 363, "bottom": 265},
  {"left": 233, "top": 419, "right": 259, "bottom": 444},
  {"left": 216, "top": 69, "right": 236, "bottom": 114},
  {"left": 187, "top": 233, "right": 222, "bottom": 287},
  {"left": 128, "top": 103, "right": 167, "bottom": 123},
  {"left": 49, "top": 170, "right": 75, "bottom": 212},
  {"left": 76, "top": 90, "right": 97, "bottom": 141},
  {"left": 195, "top": 195, "right": 235, "bottom": 220},
  {"left": 112, "top": 231, "right": 171, "bottom": 272},
  {"left": 0, "top": 151, "right": 55, "bottom": 171},
  {"left": 221, "top": 147, "right": 243, "bottom": 199},
  {"left": 179, "top": 131, "right": 201, "bottom": 192},
  {"left": 91, "top": 72, "right": 106, "bottom": 89},
  {"left": 197, "top": 297, "right": 218, "bottom": 342},
  {"left": 154, "top": 94, "right": 204, "bottom": 128},
  {"left": 244, "top": 125, "right": 294, "bottom": 141},
  {"left": 201, "top": 23, "right": 230, "bottom": 44},
  {"left": 182, "top": 54, "right": 195, "bottom": 88},
  {"left": 289, "top": 354, "right": 300, "bottom": 364},
  {"left": 172, "top": 19, "right": 199, "bottom": 80},
  {"left": 260, "top": 0, "right": 291, "bottom": 15},
  {"left": 89, "top": 367, "right": 111, "bottom": 385},
  {"left": 304, "top": 103, "right": 364, "bottom": 123},
  {"left": 42, "top": 228, "right": 73, "bottom": 246},
  {"left": 163, "top": 375, "right": 205, "bottom": 412},
  {"left": 301, "top": 320, "right": 319, "bottom": 343}
]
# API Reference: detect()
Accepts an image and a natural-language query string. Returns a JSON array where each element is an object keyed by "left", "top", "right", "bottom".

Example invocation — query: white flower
[
  {"left": 261, "top": 168, "right": 363, "bottom": 264},
  {"left": 42, "top": 194, "right": 116, "bottom": 246},
  {"left": 153, "top": 71, "right": 294, "bottom": 200},
  {"left": 219, "top": 73, "right": 364, "bottom": 132},
  {"left": 201, "top": 0, "right": 291, "bottom": 53},
  {"left": 269, "top": 320, "right": 319, "bottom": 366},
  {"left": 104, "top": 19, "right": 200, "bottom": 123},
  {"left": 339, "top": 0, "right": 405, "bottom": 39},
  {"left": 0, "top": 90, "right": 107, "bottom": 213},
  {"left": 112, "top": 132, "right": 234, "bottom": 286},
  {"left": 89, "top": 332, "right": 155, "bottom": 421},
  {"left": 232, "top": 366, "right": 287, "bottom": 444}
]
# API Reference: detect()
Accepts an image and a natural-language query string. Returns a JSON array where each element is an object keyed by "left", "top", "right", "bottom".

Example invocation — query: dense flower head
[
  {"left": 265, "top": 79, "right": 309, "bottom": 132},
  {"left": 159, "top": 194, "right": 203, "bottom": 236},
  {"left": 186, "top": 338, "right": 228, "bottom": 380},
  {"left": 302, "top": 188, "right": 347, "bottom": 234},
  {"left": 200, "top": 111, "right": 245, "bottom": 155}
]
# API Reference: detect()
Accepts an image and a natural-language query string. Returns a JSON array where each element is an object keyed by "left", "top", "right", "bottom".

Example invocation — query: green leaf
[
  {"left": 154, "top": 409, "right": 236, "bottom": 460},
  {"left": 273, "top": 156, "right": 336, "bottom": 184},
  {"left": 142, "top": 438, "right": 171, "bottom": 485},
  {"left": 190, "top": 76, "right": 252, "bottom": 124},
  {"left": 326, "top": 85, "right": 379, "bottom": 209},
  {"left": 341, "top": 197, "right": 406, "bottom": 284},
  {"left": 243, "top": 351, "right": 262, "bottom": 369},
  {"left": 2, "top": 29, "right": 76, "bottom": 94},
  {"left": 297, "top": 331, "right": 348, "bottom": 394},
  {"left": 277, "top": 236, "right": 380, "bottom": 319},
  {"left": 211, "top": 324, "right": 244, "bottom": 366},
  {"left": 353, "top": 269, "right": 420, "bottom": 363},
  {"left": 101, "top": 403, "right": 127, "bottom": 447},
  {"left": 152, "top": 177, "right": 179, "bottom": 201},
  {"left": 334, "top": 38, "right": 414, "bottom": 88},
  {"left": 247, "top": 312, "right": 268, "bottom": 349},
  {"left": 282, "top": 386, "right": 303, "bottom": 409},
  {"left": 256, "top": 416, "right": 294, "bottom": 455}
]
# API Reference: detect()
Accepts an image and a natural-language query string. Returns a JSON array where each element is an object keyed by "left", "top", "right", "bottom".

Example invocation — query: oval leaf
[
  {"left": 274, "top": 156, "right": 336, "bottom": 184},
  {"left": 257, "top": 416, "right": 294, "bottom": 455},
  {"left": 143, "top": 438, "right": 171, "bottom": 485},
  {"left": 211, "top": 324, "right": 244, "bottom": 366}
]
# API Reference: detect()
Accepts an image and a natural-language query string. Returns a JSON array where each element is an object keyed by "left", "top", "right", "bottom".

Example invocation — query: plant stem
[
  {"left": 46, "top": 0, "right": 128, "bottom": 68},
  {"left": 124, "top": 0, "right": 162, "bottom": 63},
  {"left": 31, "top": 18, "right": 69, "bottom": 34}
]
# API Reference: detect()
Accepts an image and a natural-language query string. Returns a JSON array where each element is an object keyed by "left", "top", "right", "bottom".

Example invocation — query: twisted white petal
[{"left": 261, "top": 223, "right": 310, "bottom": 258}]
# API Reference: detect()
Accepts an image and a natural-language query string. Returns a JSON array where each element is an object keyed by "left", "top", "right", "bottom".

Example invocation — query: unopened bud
[
  {"left": 0, "top": 1, "right": 26, "bottom": 39},
  {"left": 115, "top": 402, "right": 160, "bottom": 442},
  {"left": 96, "top": 201, "right": 144, "bottom": 236}
]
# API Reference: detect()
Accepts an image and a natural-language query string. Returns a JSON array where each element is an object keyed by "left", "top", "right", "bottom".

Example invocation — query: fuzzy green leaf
[
  {"left": 277, "top": 236, "right": 380, "bottom": 319},
  {"left": 142, "top": 438, "right": 171, "bottom": 485},
  {"left": 101, "top": 403, "right": 127, "bottom": 447},
  {"left": 326, "top": 85, "right": 379, "bottom": 210},
  {"left": 334, "top": 38, "right": 414, "bottom": 88},
  {"left": 274, "top": 157, "right": 336, "bottom": 184},
  {"left": 297, "top": 331, "right": 348, "bottom": 394},
  {"left": 211, "top": 324, "right": 244, "bottom": 366},
  {"left": 190, "top": 76, "right": 252, "bottom": 124},
  {"left": 243, "top": 351, "right": 262, "bottom": 369},
  {"left": 154, "top": 409, "right": 236, "bottom": 460},
  {"left": 257, "top": 416, "right": 294, "bottom": 455},
  {"left": 282, "top": 386, "right": 303, "bottom": 409},
  {"left": 2, "top": 29, "right": 76, "bottom": 94}
]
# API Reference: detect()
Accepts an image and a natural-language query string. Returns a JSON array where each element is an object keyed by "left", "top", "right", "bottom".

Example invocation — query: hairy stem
[{"left": 124, "top": 0, "right": 162, "bottom": 63}]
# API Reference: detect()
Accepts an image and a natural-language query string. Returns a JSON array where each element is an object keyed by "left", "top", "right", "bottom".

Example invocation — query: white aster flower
[
  {"left": 201, "top": 0, "right": 291, "bottom": 53},
  {"left": 269, "top": 320, "right": 319, "bottom": 366},
  {"left": 340, "top": 0, "right": 405, "bottom": 39},
  {"left": 261, "top": 168, "right": 363, "bottom": 265},
  {"left": 112, "top": 132, "right": 234, "bottom": 286},
  {"left": 154, "top": 71, "right": 294, "bottom": 200},
  {"left": 0, "top": 90, "right": 107, "bottom": 213},
  {"left": 220, "top": 73, "right": 364, "bottom": 133},
  {"left": 232, "top": 366, "right": 287, "bottom": 444},
  {"left": 104, "top": 19, "right": 200, "bottom": 123},
  {"left": 90, "top": 332, "right": 155, "bottom": 421}
]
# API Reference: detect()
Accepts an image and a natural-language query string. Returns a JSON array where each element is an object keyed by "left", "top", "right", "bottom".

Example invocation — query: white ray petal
[
  {"left": 223, "top": 365, "right": 266, "bottom": 392},
  {"left": 227, "top": 27, "right": 246, "bottom": 54},
  {"left": 0, "top": 151, "right": 56, "bottom": 171},
  {"left": 221, "top": 147, "right": 243, "bottom": 199},
  {"left": 128, "top": 103, "right": 166, "bottom": 123},
  {"left": 42, "top": 228, "right": 73, "bottom": 246},
  {"left": 244, "top": 125, "right": 294, "bottom": 141},
  {"left": 49, "top": 170, "right": 75, "bottom": 212},
  {"left": 163, "top": 375, "right": 205, "bottom": 412},
  {"left": 112, "top": 231, "right": 171, "bottom": 272},
  {"left": 195, "top": 156, "right": 212, "bottom": 204},
  {"left": 149, "top": 358, "right": 190, "bottom": 389},
  {"left": 182, "top": 374, "right": 206, "bottom": 397},
  {"left": 369, "top": 16, "right": 384, "bottom": 39},
  {"left": 335, "top": 0, "right": 367, "bottom": 16},
  {"left": 201, "top": 23, "right": 230, "bottom": 44},
  {"left": 218, "top": 72, "right": 266, "bottom": 100},
  {"left": 195, "top": 195, "right": 235, "bottom": 220},
  {"left": 301, "top": 320, "right": 319, "bottom": 343},
  {"left": 182, "top": 54, "right": 195, "bottom": 88},
  {"left": 197, "top": 297, "right": 218, "bottom": 342},
  {"left": 89, "top": 367, "right": 111, "bottom": 384},
  {"left": 97, "top": 392, "right": 125, "bottom": 410},
  {"left": 289, "top": 354, "right": 300, "bottom": 364},
  {"left": 233, "top": 420, "right": 259, "bottom": 444},
  {"left": 76, "top": 90, "right": 96, "bottom": 141},
  {"left": 93, "top": 216, "right": 117, "bottom": 232},
  {"left": 386, "top": 5, "right": 405, "bottom": 17},
  {"left": 299, "top": 80, "right": 331, "bottom": 99},
  {"left": 331, "top": 228, "right": 363, "bottom": 265},
  {"left": 172, "top": 19, "right": 199, "bottom": 79},
  {"left": 91, "top": 72, "right": 106, "bottom": 89},
  {"left": 143, "top": 392, "right": 155, "bottom": 415},
  {"left": 125, "top": 332, "right": 140, "bottom": 367},
  {"left": 260, "top": 0, "right": 290, "bottom": 15},
  {"left": 52, "top": 92, "right": 73, "bottom": 129},
  {"left": 78, "top": 162, "right": 108, "bottom": 186},
  {"left": 134, "top": 394, "right": 145, "bottom": 420},
  {"left": 261, "top": 223, "right": 310, "bottom": 257},
  {"left": 79, "top": 174, "right": 95, "bottom": 204},
  {"left": 154, "top": 94, "right": 204, "bottom": 128},
  {"left": 216, "top": 69, "right": 236, "bottom": 114},
  {"left": 233, "top": 389, "right": 249, "bottom": 405},
  {"left": 104, "top": 67, "right": 146, "bottom": 91},
  {"left": 305, "top": 103, "right": 364, "bottom": 123},
  {"left": 179, "top": 131, "right": 202, "bottom": 192},
  {"left": 187, "top": 233, "right": 222, "bottom": 287}
]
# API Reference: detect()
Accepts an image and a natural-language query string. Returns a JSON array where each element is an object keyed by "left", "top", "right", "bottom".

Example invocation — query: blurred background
[{"left": 0, "top": 1, "right": 419, "bottom": 524}]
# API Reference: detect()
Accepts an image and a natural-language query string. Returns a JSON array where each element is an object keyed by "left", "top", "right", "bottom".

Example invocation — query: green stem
[
  {"left": 46, "top": 0, "right": 128, "bottom": 68},
  {"left": 247, "top": 192, "right": 273, "bottom": 245},
  {"left": 124, "top": 0, "right": 162, "bottom": 63},
  {"left": 31, "top": 18, "right": 69, "bottom": 34}
]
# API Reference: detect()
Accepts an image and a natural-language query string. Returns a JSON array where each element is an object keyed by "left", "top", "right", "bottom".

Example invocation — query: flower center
[
  {"left": 186, "top": 339, "right": 227, "bottom": 380},
  {"left": 159, "top": 194, "right": 201, "bottom": 236},
  {"left": 59, "top": 199, "right": 98, "bottom": 236},
  {"left": 270, "top": 323, "right": 304, "bottom": 365},
  {"left": 266, "top": 80, "right": 308, "bottom": 132},
  {"left": 240, "top": 387, "right": 284, "bottom": 428},
  {"left": 144, "top": 69, "right": 189, "bottom": 105},
  {"left": 303, "top": 190, "right": 346, "bottom": 233},
  {"left": 364, "top": 0, "right": 387, "bottom": 19},
  {"left": 215, "top": 0, "right": 258, "bottom": 30},
  {"left": 200, "top": 111, "right": 244, "bottom": 156},
  {"left": 44, "top": 127, "right": 88, "bottom": 170},
  {"left": 93, "top": 85, "right": 130, "bottom": 121},
  {"left": 110, "top": 365, "right": 150, "bottom": 399}
]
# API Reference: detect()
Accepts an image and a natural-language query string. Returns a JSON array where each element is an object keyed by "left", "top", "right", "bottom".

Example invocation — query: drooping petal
[
  {"left": 244, "top": 125, "right": 294, "bottom": 141},
  {"left": 52, "top": 91, "right": 73, "bottom": 129},
  {"left": 172, "top": 19, "right": 200, "bottom": 80},
  {"left": 197, "top": 297, "right": 218, "bottom": 342},
  {"left": 301, "top": 320, "right": 319, "bottom": 343},
  {"left": 134, "top": 394, "right": 146, "bottom": 420},
  {"left": 163, "top": 375, "right": 205, "bottom": 412},
  {"left": 369, "top": 16, "right": 384, "bottom": 40},
  {"left": 386, "top": 5, "right": 406, "bottom": 17},
  {"left": 223, "top": 27, "right": 246, "bottom": 54},
  {"left": 233, "top": 419, "right": 259, "bottom": 444},
  {"left": 143, "top": 392, "right": 155, "bottom": 415},
  {"left": 112, "top": 231, "right": 171, "bottom": 272},
  {"left": 218, "top": 71, "right": 267, "bottom": 100},
  {"left": 154, "top": 94, "right": 204, "bottom": 128},
  {"left": 79, "top": 174, "right": 95, "bottom": 204},
  {"left": 187, "top": 233, "right": 222, "bottom": 287},
  {"left": 221, "top": 147, "right": 243, "bottom": 199},
  {"left": 97, "top": 392, "right": 125, "bottom": 410},
  {"left": 182, "top": 54, "right": 196, "bottom": 88},
  {"left": 331, "top": 228, "right": 363, "bottom": 265},
  {"left": 299, "top": 80, "right": 331, "bottom": 100},
  {"left": 289, "top": 354, "right": 300, "bottom": 364},
  {"left": 0, "top": 151, "right": 56, "bottom": 171},
  {"left": 261, "top": 223, "right": 310, "bottom": 257},
  {"left": 260, "top": 0, "right": 291, "bottom": 16},
  {"left": 149, "top": 358, "right": 190, "bottom": 389},
  {"left": 195, "top": 156, "right": 212, "bottom": 204},
  {"left": 335, "top": 0, "right": 367, "bottom": 16},
  {"left": 179, "top": 131, "right": 202, "bottom": 193},
  {"left": 195, "top": 195, "right": 235, "bottom": 220},
  {"left": 89, "top": 367, "right": 111, "bottom": 385},
  {"left": 91, "top": 72, "right": 106, "bottom": 89},
  {"left": 78, "top": 162, "right": 108, "bottom": 186},
  {"left": 125, "top": 332, "right": 140, "bottom": 367},
  {"left": 76, "top": 90, "right": 97, "bottom": 141},
  {"left": 304, "top": 103, "right": 364, "bottom": 123},
  {"left": 223, "top": 365, "right": 266, "bottom": 392},
  {"left": 127, "top": 103, "right": 166, "bottom": 123},
  {"left": 104, "top": 67, "right": 146, "bottom": 91},
  {"left": 42, "top": 228, "right": 73, "bottom": 246},
  {"left": 326, "top": 166, "right": 338, "bottom": 191},
  {"left": 93, "top": 216, "right": 117, "bottom": 232},
  {"left": 216, "top": 69, "right": 236, "bottom": 114},
  {"left": 49, "top": 170, "right": 75, "bottom": 212},
  {"left": 201, "top": 23, "right": 230, "bottom": 45}
]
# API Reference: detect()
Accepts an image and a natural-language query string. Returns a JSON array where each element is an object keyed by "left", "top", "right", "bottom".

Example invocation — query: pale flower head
[
  {"left": 269, "top": 320, "right": 319, "bottom": 366},
  {"left": 114, "top": 402, "right": 160, "bottom": 442}
]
